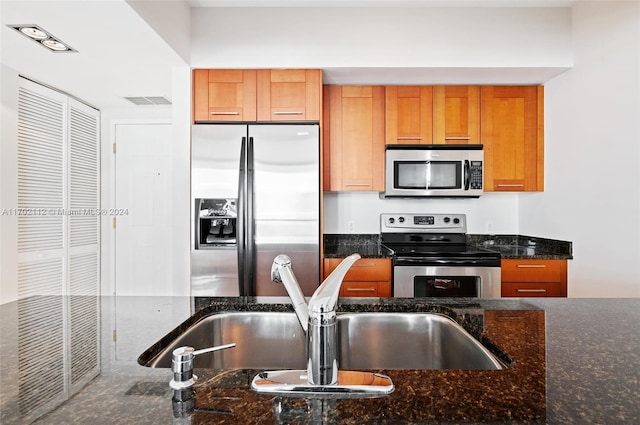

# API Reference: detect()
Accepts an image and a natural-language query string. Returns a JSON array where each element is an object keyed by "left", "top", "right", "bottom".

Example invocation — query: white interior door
[{"left": 114, "top": 123, "right": 172, "bottom": 296}]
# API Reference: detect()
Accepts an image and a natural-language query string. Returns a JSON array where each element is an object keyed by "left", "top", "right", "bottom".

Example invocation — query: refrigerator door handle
[
  {"left": 237, "top": 136, "right": 247, "bottom": 296},
  {"left": 246, "top": 136, "right": 256, "bottom": 296}
]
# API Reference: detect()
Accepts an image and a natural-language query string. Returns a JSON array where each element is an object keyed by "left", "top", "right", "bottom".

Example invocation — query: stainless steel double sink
[{"left": 140, "top": 312, "right": 504, "bottom": 371}]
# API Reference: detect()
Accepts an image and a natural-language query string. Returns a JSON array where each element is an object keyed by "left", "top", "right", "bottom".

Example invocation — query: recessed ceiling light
[
  {"left": 20, "top": 27, "right": 48, "bottom": 40},
  {"left": 42, "top": 39, "right": 70, "bottom": 51},
  {"left": 7, "top": 24, "right": 77, "bottom": 53}
]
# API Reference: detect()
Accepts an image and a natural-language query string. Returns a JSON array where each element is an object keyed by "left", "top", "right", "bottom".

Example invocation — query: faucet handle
[{"left": 169, "top": 343, "right": 236, "bottom": 389}]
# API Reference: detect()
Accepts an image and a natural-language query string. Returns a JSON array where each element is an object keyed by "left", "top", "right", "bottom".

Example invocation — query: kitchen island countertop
[{"left": 1, "top": 296, "right": 637, "bottom": 424}]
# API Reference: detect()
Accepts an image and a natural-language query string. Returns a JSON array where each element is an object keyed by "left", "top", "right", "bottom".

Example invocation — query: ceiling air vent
[{"left": 124, "top": 96, "right": 172, "bottom": 106}]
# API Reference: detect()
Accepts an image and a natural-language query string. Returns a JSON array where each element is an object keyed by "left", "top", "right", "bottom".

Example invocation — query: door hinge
[
  {"left": 112, "top": 143, "right": 116, "bottom": 154},
  {"left": 112, "top": 329, "right": 117, "bottom": 342},
  {"left": 112, "top": 217, "right": 116, "bottom": 229}
]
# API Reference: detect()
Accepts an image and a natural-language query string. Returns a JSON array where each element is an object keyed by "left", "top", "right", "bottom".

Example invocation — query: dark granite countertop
[
  {"left": 325, "top": 234, "right": 573, "bottom": 260},
  {"left": 323, "top": 234, "right": 393, "bottom": 258},
  {"left": 2, "top": 296, "right": 637, "bottom": 424},
  {"left": 468, "top": 234, "right": 573, "bottom": 260}
]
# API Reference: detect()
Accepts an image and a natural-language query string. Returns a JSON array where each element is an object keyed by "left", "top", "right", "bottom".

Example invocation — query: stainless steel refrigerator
[{"left": 191, "top": 124, "right": 320, "bottom": 297}]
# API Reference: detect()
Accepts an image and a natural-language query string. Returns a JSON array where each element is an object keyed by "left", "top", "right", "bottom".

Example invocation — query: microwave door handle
[
  {"left": 426, "top": 161, "right": 431, "bottom": 190},
  {"left": 464, "top": 160, "right": 471, "bottom": 190}
]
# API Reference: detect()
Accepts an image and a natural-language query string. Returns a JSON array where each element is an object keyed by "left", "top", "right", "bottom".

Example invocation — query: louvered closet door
[
  {"left": 67, "top": 98, "right": 100, "bottom": 391},
  {"left": 14, "top": 78, "right": 100, "bottom": 422}
]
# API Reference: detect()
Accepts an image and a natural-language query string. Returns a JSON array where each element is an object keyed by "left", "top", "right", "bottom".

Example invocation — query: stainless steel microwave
[{"left": 384, "top": 144, "right": 484, "bottom": 198}]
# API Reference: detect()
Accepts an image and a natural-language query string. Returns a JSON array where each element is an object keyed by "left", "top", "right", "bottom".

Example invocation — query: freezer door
[
  {"left": 191, "top": 125, "right": 245, "bottom": 200},
  {"left": 249, "top": 124, "right": 320, "bottom": 296},
  {"left": 191, "top": 125, "right": 246, "bottom": 297}
]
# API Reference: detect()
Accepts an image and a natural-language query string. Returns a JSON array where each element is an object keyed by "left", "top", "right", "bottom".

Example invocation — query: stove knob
[
  {"left": 398, "top": 217, "right": 405, "bottom": 223},
  {"left": 443, "top": 217, "right": 450, "bottom": 223},
  {"left": 388, "top": 217, "right": 395, "bottom": 224},
  {"left": 453, "top": 218, "right": 460, "bottom": 224}
]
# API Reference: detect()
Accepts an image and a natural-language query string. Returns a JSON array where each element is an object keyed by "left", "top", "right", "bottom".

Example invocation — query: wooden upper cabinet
[
  {"left": 192, "top": 69, "right": 321, "bottom": 123},
  {"left": 256, "top": 69, "right": 322, "bottom": 121},
  {"left": 385, "top": 86, "right": 433, "bottom": 144},
  {"left": 481, "top": 86, "right": 544, "bottom": 192},
  {"left": 433, "top": 86, "right": 480, "bottom": 144},
  {"left": 323, "top": 86, "right": 385, "bottom": 192},
  {"left": 192, "top": 69, "right": 257, "bottom": 122}
]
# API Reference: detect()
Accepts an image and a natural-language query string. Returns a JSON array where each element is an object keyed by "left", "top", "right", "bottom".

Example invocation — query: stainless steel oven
[{"left": 381, "top": 213, "right": 501, "bottom": 298}]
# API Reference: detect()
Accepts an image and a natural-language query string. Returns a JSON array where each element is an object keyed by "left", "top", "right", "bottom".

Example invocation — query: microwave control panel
[{"left": 469, "top": 161, "right": 483, "bottom": 189}]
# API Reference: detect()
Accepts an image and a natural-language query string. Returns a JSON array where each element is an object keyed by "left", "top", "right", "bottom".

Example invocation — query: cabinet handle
[
  {"left": 210, "top": 112, "right": 239, "bottom": 115},
  {"left": 515, "top": 264, "right": 547, "bottom": 268},
  {"left": 516, "top": 289, "right": 547, "bottom": 293},
  {"left": 445, "top": 136, "right": 471, "bottom": 140},
  {"left": 346, "top": 288, "right": 376, "bottom": 292},
  {"left": 496, "top": 184, "right": 525, "bottom": 188},
  {"left": 396, "top": 136, "right": 422, "bottom": 140},
  {"left": 344, "top": 183, "right": 372, "bottom": 188},
  {"left": 353, "top": 263, "right": 376, "bottom": 268},
  {"left": 273, "top": 111, "right": 303, "bottom": 115}
]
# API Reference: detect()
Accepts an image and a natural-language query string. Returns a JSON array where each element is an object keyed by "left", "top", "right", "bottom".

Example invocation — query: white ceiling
[
  {"left": 187, "top": 0, "right": 579, "bottom": 6},
  {"left": 0, "top": 0, "right": 187, "bottom": 110},
  {"left": 1, "top": 0, "right": 578, "bottom": 111}
]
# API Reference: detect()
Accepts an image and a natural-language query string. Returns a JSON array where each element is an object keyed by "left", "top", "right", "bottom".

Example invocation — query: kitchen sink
[
  {"left": 139, "top": 312, "right": 504, "bottom": 370},
  {"left": 337, "top": 313, "right": 503, "bottom": 370}
]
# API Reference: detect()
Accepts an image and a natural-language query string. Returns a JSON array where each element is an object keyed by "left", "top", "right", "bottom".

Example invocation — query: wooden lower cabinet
[
  {"left": 501, "top": 259, "right": 567, "bottom": 297},
  {"left": 323, "top": 257, "right": 391, "bottom": 298}
]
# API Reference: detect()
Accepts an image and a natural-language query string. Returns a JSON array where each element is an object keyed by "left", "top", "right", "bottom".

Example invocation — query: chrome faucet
[{"left": 270, "top": 253, "right": 361, "bottom": 386}]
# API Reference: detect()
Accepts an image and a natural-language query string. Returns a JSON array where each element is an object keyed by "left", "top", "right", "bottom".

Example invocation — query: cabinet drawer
[
  {"left": 501, "top": 282, "right": 566, "bottom": 297},
  {"left": 339, "top": 281, "right": 391, "bottom": 298},
  {"left": 501, "top": 259, "right": 566, "bottom": 283},
  {"left": 323, "top": 258, "right": 391, "bottom": 281}
]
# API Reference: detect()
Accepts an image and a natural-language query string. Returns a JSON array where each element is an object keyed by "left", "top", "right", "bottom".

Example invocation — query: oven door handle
[{"left": 393, "top": 257, "right": 501, "bottom": 267}]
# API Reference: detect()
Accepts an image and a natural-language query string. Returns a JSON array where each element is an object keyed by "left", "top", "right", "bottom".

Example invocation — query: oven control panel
[{"left": 380, "top": 213, "right": 467, "bottom": 233}]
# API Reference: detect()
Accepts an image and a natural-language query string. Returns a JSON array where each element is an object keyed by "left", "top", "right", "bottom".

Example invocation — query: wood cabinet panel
[
  {"left": 257, "top": 69, "right": 322, "bottom": 121},
  {"left": 501, "top": 282, "right": 566, "bottom": 297},
  {"left": 433, "top": 86, "right": 480, "bottom": 145},
  {"left": 501, "top": 259, "right": 567, "bottom": 297},
  {"left": 324, "top": 258, "right": 391, "bottom": 281},
  {"left": 323, "top": 85, "right": 385, "bottom": 191},
  {"left": 323, "top": 258, "right": 391, "bottom": 298},
  {"left": 385, "top": 86, "right": 433, "bottom": 144},
  {"left": 192, "top": 69, "right": 256, "bottom": 122},
  {"left": 481, "top": 86, "right": 544, "bottom": 191},
  {"left": 339, "top": 281, "right": 391, "bottom": 298}
]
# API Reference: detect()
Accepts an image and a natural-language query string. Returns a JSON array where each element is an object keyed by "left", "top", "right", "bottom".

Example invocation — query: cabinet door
[
  {"left": 481, "top": 86, "right": 544, "bottom": 191},
  {"left": 339, "top": 281, "right": 392, "bottom": 298},
  {"left": 385, "top": 86, "right": 433, "bottom": 144},
  {"left": 256, "top": 69, "right": 322, "bottom": 121},
  {"left": 501, "top": 259, "right": 567, "bottom": 297},
  {"left": 323, "top": 86, "right": 385, "bottom": 191},
  {"left": 433, "top": 86, "right": 480, "bottom": 145},
  {"left": 192, "top": 69, "right": 257, "bottom": 122}
]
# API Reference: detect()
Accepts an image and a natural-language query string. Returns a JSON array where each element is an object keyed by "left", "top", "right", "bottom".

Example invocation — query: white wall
[
  {"left": 99, "top": 65, "right": 192, "bottom": 298},
  {"left": 519, "top": 1, "right": 640, "bottom": 297},
  {"left": 0, "top": 65, "right": 19, "bottom": 304},
  {"left": 324, "top": 192, "right": 519, "bottom": 234},
  {"left": 191, "top": 7, "right": 572, "bottom": 70}
]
